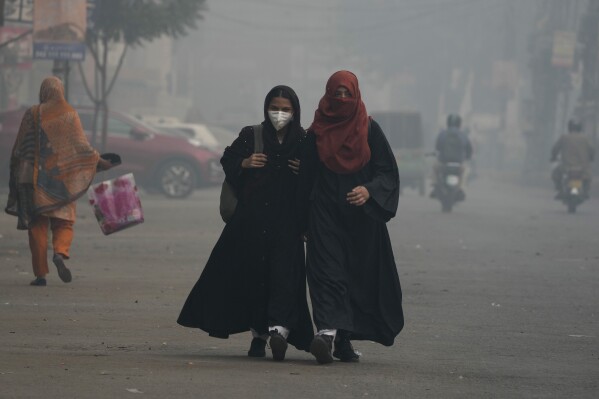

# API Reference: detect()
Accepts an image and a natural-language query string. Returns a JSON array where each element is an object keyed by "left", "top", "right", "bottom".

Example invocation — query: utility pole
[
  {"left": 51, "top": 60, "right": 71, "bottom": 101},
  {"left": 527, "top": 0, "right": 577, "bottom": 175},
  {"left": 577, "top": 0, "right": 599, "bottom": 173},
  {"left": 0, "top": 0, "right": 5, "bottom": 27}
]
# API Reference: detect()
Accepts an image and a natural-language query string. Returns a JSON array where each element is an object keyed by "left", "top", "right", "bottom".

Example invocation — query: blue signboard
[
  {"left": 33, "top": 42, "right": 85, "bottom": 61},
  {"left": 32, "top": 0, "right": 87, "bottom": 61}
]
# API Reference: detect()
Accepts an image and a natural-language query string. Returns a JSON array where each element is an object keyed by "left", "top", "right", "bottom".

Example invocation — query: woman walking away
[
  {"left": 178, "top": 85, "right": 313, "bottom": 361},
  {"left": 298, "top": 70, "right": 404, "bottom": 364},
  {"left": 5, "top": 77, "right": 115, "bottom": 286}
]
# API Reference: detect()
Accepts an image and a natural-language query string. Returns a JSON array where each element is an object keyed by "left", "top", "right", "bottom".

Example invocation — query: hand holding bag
[{"left": 219, "top": 125, "right": 263, "bottom": 223}]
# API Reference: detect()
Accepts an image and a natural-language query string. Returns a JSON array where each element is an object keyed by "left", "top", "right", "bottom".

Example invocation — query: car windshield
[
  {"left": 120, "top": 113, "right": 164, "bottom": 134},
  {"left": 78, "top": 110, "right": 163, "bottom": 137},
  {"left": 184, "top": 125, "right": 220, "bottom": 148},
  {"left": 156, "top": 126, "right": 192, "bottom": 139},
  {"left": 157, "top": 124, "right": 222, "bottom": 149}
]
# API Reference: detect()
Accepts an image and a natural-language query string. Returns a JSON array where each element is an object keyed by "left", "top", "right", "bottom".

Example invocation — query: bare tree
[{"left": 78, "top": 0, "right": 206, "bottom": 151}]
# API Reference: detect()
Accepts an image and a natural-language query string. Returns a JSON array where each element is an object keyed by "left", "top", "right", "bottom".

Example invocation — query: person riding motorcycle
[
  {"left": 430, "top": 114, "right": 473, "bottom": 199},
  {"left": 551, "top": 119, "right": 595, "bottom": 198}
]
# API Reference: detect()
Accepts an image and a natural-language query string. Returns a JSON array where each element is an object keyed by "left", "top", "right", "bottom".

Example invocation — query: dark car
[
  {"left": 76, "top": 108, "right": 224, "bottom": 198},
  {"left": 371, "top": 111, "right": 427, "bottom": 196}
]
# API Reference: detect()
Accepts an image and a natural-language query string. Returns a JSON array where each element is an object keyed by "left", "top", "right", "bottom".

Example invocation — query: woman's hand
[
  {"left": 242, "top": 153, "right": 267, "bottom": 168},
  {"left": 97, "top": 158, "right": 114, "bottom": 171},
  {"left": 347, "top": 185, "right": 370, "bottom": 206},
  {"left": 288, "top": 158, "right": 300, "bottom": 175}
]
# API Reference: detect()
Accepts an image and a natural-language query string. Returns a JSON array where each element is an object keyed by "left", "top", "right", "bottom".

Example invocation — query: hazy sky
[{"left": 174, "top": 0, "right": 535, "bottom": 133}]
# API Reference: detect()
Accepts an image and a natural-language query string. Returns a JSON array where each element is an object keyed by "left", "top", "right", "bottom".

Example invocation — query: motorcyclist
[
  {"left": 430, "top": 114, "right": 473, "bottom": 199},
  {"left": 551, "top": 118, "right": 595, "bottom": 198}
]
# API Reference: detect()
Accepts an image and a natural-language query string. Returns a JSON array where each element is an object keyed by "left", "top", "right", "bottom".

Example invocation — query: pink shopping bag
[{"left": 87, "top": 173, "right": 144, "bottom": 235}]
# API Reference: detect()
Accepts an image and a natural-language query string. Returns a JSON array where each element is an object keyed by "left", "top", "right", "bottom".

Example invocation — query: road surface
[{"left": 1, "top": 174, "right": 597, "bottom": 398}]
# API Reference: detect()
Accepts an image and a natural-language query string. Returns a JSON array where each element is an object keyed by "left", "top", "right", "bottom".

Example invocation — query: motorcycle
[
  {"left": 558, "top": 169, "right": 586, "bottom": 213},
  {"left": 433, "top": 161, "right": 465, "bottom": 213}
]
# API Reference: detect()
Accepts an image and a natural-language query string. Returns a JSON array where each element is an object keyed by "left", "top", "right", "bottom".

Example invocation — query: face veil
[{"left": 310, "top": 70, "right": 371, "bottom": 174}]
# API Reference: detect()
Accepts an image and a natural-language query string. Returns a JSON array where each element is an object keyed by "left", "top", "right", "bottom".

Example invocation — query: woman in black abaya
[
  {"left": 298, "top": 71, "right": 404, "bottom": 365},
  {"left": 178, "top": 86, "right": 313, "bottom": 361}
]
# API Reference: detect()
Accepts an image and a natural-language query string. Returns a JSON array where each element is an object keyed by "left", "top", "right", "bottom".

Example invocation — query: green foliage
[{"left": 89, "top": 0, "right": 206, "bottom": 46}]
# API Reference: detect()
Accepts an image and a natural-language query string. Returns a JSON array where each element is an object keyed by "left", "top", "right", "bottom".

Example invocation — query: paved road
[{"left": 0, "top": 175, "right": 597, "bottom": 398}]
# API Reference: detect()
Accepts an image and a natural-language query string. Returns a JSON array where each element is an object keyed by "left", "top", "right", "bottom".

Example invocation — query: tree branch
[
  {"left": 0, "top": 29, "right": 33, "bottom": 50},
  {"left": 84, "top": 35, "right": 103, "bottom": 72},
  {"left": 76, "top": 61, "right": 99, "bottom": 104},
  {"left": 105, "top": 45, "right": 128, "bottom": 97}
]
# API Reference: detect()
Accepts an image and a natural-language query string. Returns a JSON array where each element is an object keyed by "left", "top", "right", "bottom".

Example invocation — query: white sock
[
  {"left": 250, "top": 328, "right": 268, "bottom": 340},
  {"left": 269, "top": 325, "right": 290, "bottom": 339},
  {"left": 316, "top": 329, "right": 337, "bottom": 338}
]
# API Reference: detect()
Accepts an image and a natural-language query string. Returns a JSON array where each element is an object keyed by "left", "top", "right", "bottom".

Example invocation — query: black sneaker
[
  {"left": 269, "top": 330, "right": 288, "bottom": 361},
  {"left": 310, "top": 334, "right": 334, "bottom": 364},
  {"left": 53, "top": 254, "right": 72, "bottom": 283},
  {"left": 333, "top": 337, "right": 360, "bottom": 362},
  {"left": 30, "top": 277, "right": 47, "bottom": 286},
  {"left": 248, "top": 338, "right": 267, "bottom": 357}
]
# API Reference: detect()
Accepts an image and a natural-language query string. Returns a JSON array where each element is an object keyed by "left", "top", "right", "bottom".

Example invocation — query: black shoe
[
  {"left": 429, "top": 188, "right": 438, "bottom": 199},
  {"left": 333, "top": 338, "right": 360, "bottom": 362},
  {"left": 53, "top": 254, "right": 72, "bottom": 283},
  {"left": 30, "top": 277, "right": 47, "bottom": 286},
  {"left": 269, "top": 330, "right": 288, "bottom": 361},
  {"left": 310, "top": 334, "right": 334, "bottom": 364},
  {"left": 248, "top": 338, "right": 267, "bottom": 358}
]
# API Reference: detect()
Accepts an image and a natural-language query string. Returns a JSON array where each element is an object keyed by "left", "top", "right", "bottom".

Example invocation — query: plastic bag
[{"left": 88, "top": 173, "right": 144, "bottom": 235}]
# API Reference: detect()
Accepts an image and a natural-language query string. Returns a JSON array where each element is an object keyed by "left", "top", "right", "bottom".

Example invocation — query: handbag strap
[{"left": 253, "top": 124, "right": 263, "bottom": 153}]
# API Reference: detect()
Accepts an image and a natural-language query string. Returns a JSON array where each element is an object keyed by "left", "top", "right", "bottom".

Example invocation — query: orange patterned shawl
[{"left": 5, "top": 77, "right": 99, "bottom": 229}]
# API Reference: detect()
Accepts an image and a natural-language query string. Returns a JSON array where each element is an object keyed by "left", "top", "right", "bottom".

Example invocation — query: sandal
[{"left": 53, "top": 254, "right": 72, "bottom": 283}]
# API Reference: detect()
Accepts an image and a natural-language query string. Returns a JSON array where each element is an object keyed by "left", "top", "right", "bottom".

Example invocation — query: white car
[{"left": 141, "top": 117, "right": 237, "bottom": 153}]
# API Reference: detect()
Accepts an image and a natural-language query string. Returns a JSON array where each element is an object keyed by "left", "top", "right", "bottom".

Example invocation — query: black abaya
[
  {"left": 178, "top": 123, "right": 313, "bottom": 351},
  {"left": 298, "top": 119, "right": 404, "bottom": 346}
]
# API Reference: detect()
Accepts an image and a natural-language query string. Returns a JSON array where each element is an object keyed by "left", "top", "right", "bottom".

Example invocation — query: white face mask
[{"left": 268, "top": 111, "right": 293, "bottom": 131}]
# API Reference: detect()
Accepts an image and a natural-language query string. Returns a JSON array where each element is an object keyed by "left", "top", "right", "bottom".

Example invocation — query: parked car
[
  {"left": 155, "top": 123, "right": 222, "bottom": 151},
  {"left": 206, "top": 124, "right": 238, "bottom": 149},
  {"left": 142, "top": 118, "right": 238, "bottom": 153},
  {"left": 75, "top": 108, "right": 224, "bottom": 198},
  {"left": 2, "top": 108, "right": 226, "bottom": 198},
  {"left": 371, "top": 110, "right": 427, "bottom": 195}
]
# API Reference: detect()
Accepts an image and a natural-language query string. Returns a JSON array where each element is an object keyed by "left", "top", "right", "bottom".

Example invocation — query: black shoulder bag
[{"left": 219, "top": 125, "right": 263, "bottom": 223}]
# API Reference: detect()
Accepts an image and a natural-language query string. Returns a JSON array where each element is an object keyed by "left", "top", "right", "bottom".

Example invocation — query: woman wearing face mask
[
  {"left": 178, "top": 85, "right": 313, "bottom": 361},
  {"left": 298, "top": 71, "right": 404, "bottom": 364}
]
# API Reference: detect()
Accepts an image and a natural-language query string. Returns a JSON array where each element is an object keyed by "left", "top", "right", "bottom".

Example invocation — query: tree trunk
[{"left": 100, "top": 37, "right": 109, "bottom": 152}]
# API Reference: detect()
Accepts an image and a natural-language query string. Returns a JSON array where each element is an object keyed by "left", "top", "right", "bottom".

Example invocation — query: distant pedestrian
[
  {"left": 177, "top": 85, "right": 313, "bottom": 361},
  {"left": 298, "top": 70, "right": 404, "bottom": 364},
  {"left": 5, "top": 77, "right": 115, "bottom": 286}
]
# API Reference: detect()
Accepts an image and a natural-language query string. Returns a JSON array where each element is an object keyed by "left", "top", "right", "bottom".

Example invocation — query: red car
[{"left": 0, "top": 107, "right": 224, "bottom": 199}]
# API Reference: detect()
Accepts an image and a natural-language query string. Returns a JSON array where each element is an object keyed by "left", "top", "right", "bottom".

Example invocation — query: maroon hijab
[{"left": 310, "top": 70, "right": 371, "bottom": 174}]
